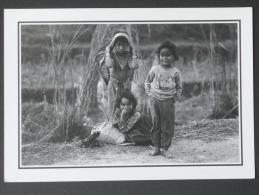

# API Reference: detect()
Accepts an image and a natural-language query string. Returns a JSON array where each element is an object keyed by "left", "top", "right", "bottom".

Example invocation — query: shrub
[{"left": 210, "top": 92, "right": 238, "bottom": 119}]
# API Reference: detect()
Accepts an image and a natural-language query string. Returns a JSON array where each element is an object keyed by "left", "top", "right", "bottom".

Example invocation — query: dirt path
[
  {"left": 52, "top": 136, "right": 239, "bottom": 166},
  {"left": 22, "top": 119, "right": 240, "bottom": 166}
]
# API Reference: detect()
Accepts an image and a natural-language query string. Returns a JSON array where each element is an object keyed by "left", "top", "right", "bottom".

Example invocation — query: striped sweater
[{"left": 145, "top": 65, "right": 182, "bottom": 101}]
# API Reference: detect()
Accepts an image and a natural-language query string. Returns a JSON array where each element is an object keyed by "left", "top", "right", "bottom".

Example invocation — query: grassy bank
[{"left": 21, "top": 93, "right": 235, "bottom": 145}]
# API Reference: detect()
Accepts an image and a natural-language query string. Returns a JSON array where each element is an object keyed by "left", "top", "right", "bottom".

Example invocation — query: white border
[{"left": 4, "top": 8, "right": 254, "bottom": 182}]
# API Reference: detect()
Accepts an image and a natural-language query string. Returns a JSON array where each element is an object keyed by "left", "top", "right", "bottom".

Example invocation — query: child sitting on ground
[
  {"left": 145, "top": 40, "right": 182, "bottom": 157},
  {"left": 82, "top": 91, "right": 152, "bottom": 146}
]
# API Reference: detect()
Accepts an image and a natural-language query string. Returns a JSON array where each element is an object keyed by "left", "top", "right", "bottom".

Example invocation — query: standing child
[{"left": 145, "top": 40, "right": 182, "bottom": 156}]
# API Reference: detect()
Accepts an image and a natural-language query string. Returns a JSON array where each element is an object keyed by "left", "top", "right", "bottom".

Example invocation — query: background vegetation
[{"left": 21, "top": 23, "right": 238, "bottom": 144}]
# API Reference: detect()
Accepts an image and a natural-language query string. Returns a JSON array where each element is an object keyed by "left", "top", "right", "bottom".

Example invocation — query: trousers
[{"left": 149, "top": 97, "right": 175, "bottom": 150}]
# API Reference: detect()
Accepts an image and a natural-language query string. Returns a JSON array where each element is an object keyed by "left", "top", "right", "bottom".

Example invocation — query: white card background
[{"left": 4, "top": 8, "right": 254, "bottom": 182}]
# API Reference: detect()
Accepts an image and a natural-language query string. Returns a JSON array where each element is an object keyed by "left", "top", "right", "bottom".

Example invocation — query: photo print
[{"left": 4, "top": 8, "right": 254, "bottom": 181}]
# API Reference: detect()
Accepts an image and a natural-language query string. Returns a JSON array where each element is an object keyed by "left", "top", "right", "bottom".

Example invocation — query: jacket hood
[{"left": 109, "top": 32, "right": 133, "bottom": 51}]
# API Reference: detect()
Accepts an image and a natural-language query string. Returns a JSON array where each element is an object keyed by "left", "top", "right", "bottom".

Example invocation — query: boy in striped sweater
[{"left": 145, "top": 41, "right": 182, "bottom": 157}]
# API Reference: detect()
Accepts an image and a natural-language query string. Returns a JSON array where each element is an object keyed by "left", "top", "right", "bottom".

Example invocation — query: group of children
[{"left": 88, "top": 32, "right": 182, "bottom": 157}]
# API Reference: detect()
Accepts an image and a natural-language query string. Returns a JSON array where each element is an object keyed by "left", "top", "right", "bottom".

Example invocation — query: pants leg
[
  {"left": 160, "top": 99, "right": 175, "bottom": 150},
  {"left": 124, "top": 115, "right": 152, "bottom": 145},
  {"left": 149, "top": 97, "right": 161, "bottom": 147}
]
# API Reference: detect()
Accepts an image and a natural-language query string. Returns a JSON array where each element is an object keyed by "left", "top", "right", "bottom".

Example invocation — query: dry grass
[
  {"left": 22, "top": 102, "right": 104, "bottom": 144},
  {"left": 22, "top": 63, "right": 85, "bottom": 88},
  {"left": 22, "top": 102, "right": 61, "bottom": 144},
  {"left": 175, "top": 94, "right": 214, "bottom": 124},
  {"left": 174, "top": 118, "right": 238, "bottom": 142},
  {"left": 21, "top": 92, "right": 230, "bottom": 144}
]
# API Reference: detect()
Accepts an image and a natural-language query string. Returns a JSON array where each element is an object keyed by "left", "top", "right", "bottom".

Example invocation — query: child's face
[
  {"left": 114, "top": 39, "right": 130, "bottom": 54},
  {"left": 159, "top": 48, "right": 175, "bottom": 67},
  {"left": 120, "top": 98, "right": 133, "bottom": 112}
]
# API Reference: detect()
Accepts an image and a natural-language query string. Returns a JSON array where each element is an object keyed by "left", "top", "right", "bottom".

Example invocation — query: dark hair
[
  {"left": 157, "top": 40, "right": 178, "bottom": 60},
  {"left": 115, "top": 90, "right": 138, "bottom": 110},
  {"left": 114, "top": 36, "right": 129, "bottom": 45}
]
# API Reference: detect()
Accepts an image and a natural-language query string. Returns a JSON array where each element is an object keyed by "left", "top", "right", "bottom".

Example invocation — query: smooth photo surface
[{"left": 4, "top": 8, "right": 254, "bottom": 181}]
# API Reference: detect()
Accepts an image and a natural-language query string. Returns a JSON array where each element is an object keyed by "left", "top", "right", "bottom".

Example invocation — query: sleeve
[
  {"left": 130, "top": 56, "right": 141, "bottom": 70},
  {"left": 112, "top": 108, "right": 121, "bottom": 126},
  {"left": 104, "top": 46, "right": 113, "bottom": 68},
  {"left": 99, "top": 62, "right": 110, "bottom": 86},
  {"left": 124, "top": 112, "right": 141, "bottom": 132},
  {"left": 99, "top": 47, "right": 114, "bottom": 86},
  {"left": 175, "top": 71, "right": 183, "bottom": 98},
  {"left": 115, "top": 109, "right": 127, "bottom": 132},
  {"left": 118, "top": 112, "right": 141, "bottom": 133},
  {"left": 144, "top": 67, "right": 155, "bottom": 95}
]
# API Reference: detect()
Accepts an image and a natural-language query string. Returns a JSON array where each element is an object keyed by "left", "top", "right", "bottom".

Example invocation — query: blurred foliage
[{"left": 21, "top": 23, "right": 237, "bottom": 65}]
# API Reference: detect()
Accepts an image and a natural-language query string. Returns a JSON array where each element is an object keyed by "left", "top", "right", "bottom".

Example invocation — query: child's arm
[
  {"left": 99, "top": 46, "right": 113, "bottom": 86},
  {"left": 118, "top": 112, "right": 141, "bottom": 133},
  {"left": 122, "top": 112, "right": 141, "bottom": 133},
  {"left": 144, "top": 68, "right": 155, "bottom": 96},
  {"left": 112, "top": 108, "right": 121, "bottom": 127},
  {"left": 104, "top": 45, "right": 113, "bottom": 68},
  {"left": 175, "top": 71, "right": 183, "bottom": 100},
  {"left": 112, "top": 108, "right": 130, "bottom": 132}
]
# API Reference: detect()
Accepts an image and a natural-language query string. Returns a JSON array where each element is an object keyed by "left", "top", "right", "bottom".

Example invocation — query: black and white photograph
[
  {"left": 4, "top": 8, "right": 254, "bottom": 181},
  {"left": 20, "top": 22, "right": 241, "bottom": 166}
]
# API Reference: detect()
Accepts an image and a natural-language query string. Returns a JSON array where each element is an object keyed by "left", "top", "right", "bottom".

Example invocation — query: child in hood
[{"left": 99, "top": 32, "right": 140, "bottom": 121}]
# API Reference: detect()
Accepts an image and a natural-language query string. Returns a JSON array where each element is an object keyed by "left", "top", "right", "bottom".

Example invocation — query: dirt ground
[{"left": 22, "top": 119, "right": 240, "bottom": 166}]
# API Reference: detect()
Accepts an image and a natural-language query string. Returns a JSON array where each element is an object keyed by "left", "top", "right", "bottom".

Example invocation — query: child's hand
[
  {"left": 121, "top": 107, "right": 131, "bottom": 120},
  {"left": 122, "top": 106, "right": 131, "bottom": 114}
]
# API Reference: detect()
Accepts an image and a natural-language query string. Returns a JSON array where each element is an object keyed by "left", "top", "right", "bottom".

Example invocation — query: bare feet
[
  {"left": 81, "top": 131, "right": 100, "bottom": 148},
  {"left": 149, "top": 147, "right": 161, "bottom": 156},
  {"left": 161, "top": 148, "right": 173, "bottom": 158}
]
